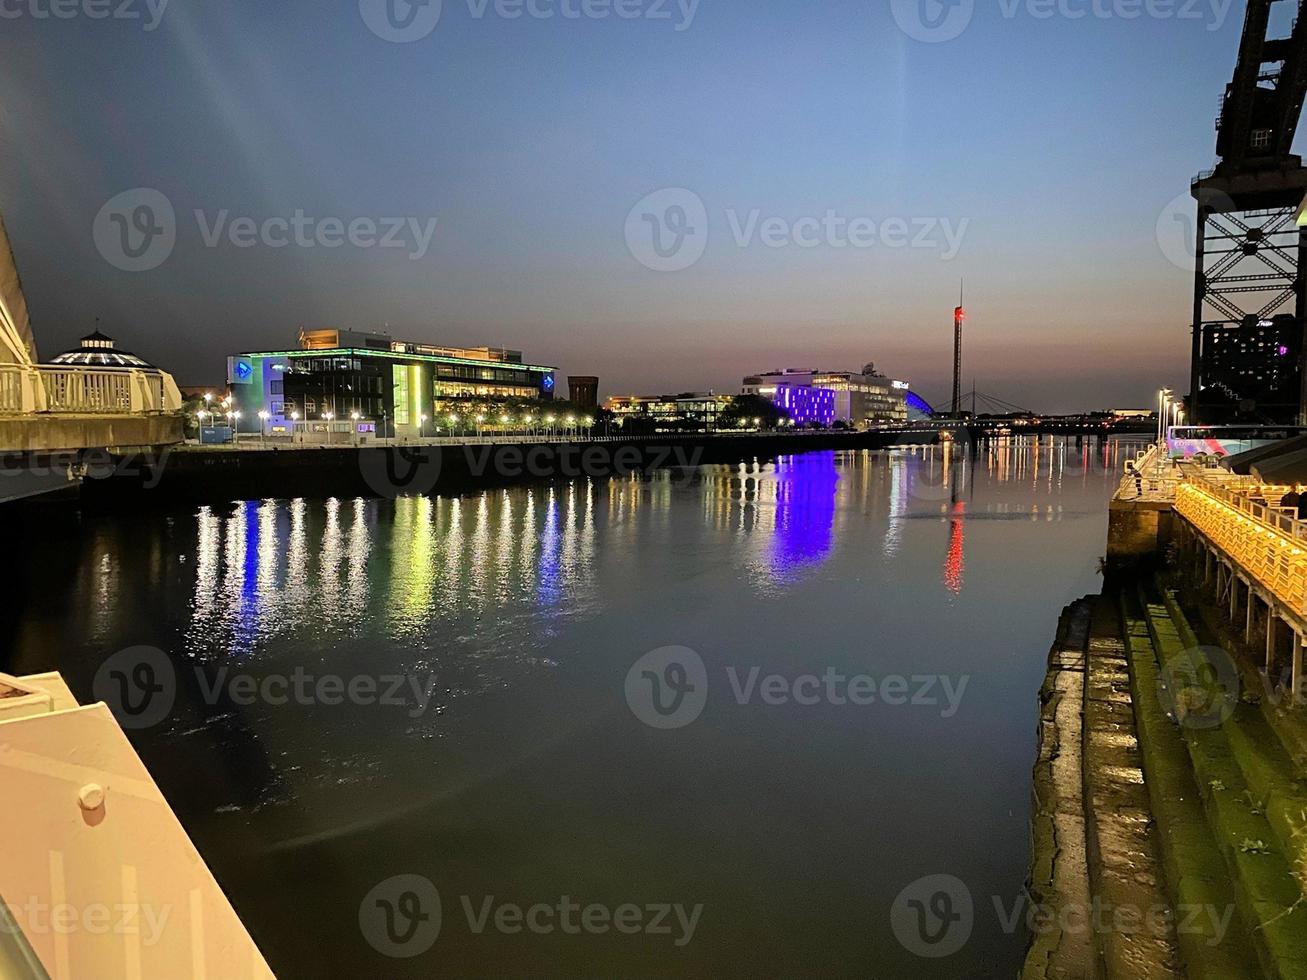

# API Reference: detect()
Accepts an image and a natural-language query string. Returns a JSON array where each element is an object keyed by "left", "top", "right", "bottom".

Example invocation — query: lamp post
[
  {"left": 1158, "top": 388, "right": 1172, "bottom": 445},
  {"left": 476, "top": 414, "right": 486, "bottom": 439},
  {"left": 258, "top": 410, "right": 270, "bottom": 447},
  {"left": 323, "top": 411, "right": 335, "bottom": 445},
  {"left": 351, "top": 411, "right": 362, "bottom": 447},
  {"left": 420, "top": 414, "right": 429, "bottom": 441}
]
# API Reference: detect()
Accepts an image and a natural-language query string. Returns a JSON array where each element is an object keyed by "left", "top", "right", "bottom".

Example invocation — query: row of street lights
[
  {"left": 1157, "top": 387, "right": 1186, "bottom": 445},
  {"left": 195, "top": 396, "right": 598, "bottom": 445}
]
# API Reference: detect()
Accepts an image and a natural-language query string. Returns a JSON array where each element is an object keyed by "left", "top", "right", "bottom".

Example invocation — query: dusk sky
[{"left": 0, "top": 0, "right": 1283, "bottom": 411}]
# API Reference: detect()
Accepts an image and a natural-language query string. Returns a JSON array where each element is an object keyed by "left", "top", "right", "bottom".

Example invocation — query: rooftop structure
[{"left": 49, "top": 330, "right": 156, "bottom": 369}]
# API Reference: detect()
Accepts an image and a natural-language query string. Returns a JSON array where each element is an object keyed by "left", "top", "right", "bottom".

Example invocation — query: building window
[{"left": 1252, "top": 128, "right": 1272, "bottom": 149}]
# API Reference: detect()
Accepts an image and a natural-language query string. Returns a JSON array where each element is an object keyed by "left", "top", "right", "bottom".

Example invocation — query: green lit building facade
[{"left": 227, "top": 330, "right": 557, "bottom": 437}]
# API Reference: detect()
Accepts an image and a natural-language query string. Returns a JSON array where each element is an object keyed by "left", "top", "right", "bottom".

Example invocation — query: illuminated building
[
  {"left": 770, "top": 382, "right": 836, "bottom": 426},
  {"left": 1194, "top": 314, "right": 1302, "bottom": 423},
  {"left": 605, "top": 392, "right": 733, "bottom": 431},
  {"left": 228, "top": 329, "right": 557, "bottom": 436},
  {"left": 742, "top": 364, "right": 909, "bottom": 426}
]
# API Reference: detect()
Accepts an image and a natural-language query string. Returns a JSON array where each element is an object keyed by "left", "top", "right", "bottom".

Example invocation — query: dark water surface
[{"left": 3, "top": 439, "right": 1142, "bottom": 978}]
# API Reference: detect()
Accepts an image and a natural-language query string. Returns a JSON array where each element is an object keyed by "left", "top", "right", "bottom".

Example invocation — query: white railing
[
  {"left": 40, "top": 368, "right": 132, "bottom": 413},
  {"left": 0, "top": 364, "right": 180, "bottom": 416}
]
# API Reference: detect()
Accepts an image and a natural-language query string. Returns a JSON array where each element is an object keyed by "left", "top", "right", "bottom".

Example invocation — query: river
[{"left": 2, "top": 437, "right": 1142, "bottom": 978}]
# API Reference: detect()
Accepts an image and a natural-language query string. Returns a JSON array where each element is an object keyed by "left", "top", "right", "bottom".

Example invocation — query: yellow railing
[{"left": 1176, "top": 481, "right": 1307, "bottom": 615}]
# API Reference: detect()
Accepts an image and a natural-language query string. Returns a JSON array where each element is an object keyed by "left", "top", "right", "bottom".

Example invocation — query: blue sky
[{"left": 0, "top": 0, "right": 1272, "bottom": 410}]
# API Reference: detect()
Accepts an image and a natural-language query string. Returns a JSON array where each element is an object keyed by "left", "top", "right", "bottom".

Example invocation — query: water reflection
[
  {"left": 5, "top": 437, "right": 1150, "bottom": 980},
  {"left": 62, "top": 439, "right": 1153, "bottom": 671}
]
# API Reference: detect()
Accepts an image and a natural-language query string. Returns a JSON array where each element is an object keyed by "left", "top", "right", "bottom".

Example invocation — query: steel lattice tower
[{"left": 1190, "top": 0, "right": 1307, "bottom": 425}]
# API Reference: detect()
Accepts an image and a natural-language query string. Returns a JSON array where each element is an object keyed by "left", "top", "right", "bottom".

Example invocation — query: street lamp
[
  {"left": 351, "top": 411, "right": 362, "bottom": 446},
  {"left": 323, "top": 411, "right": 335, "bottom": 445},
  {"left": 420, "top": 414, "right": 429, "bottom": 440},
  {"left": 258, "top": 410, "right": 270, "bottom": 447},
  {"left": 1158, "top": 388, "right": 1172, "bottom": 445}
]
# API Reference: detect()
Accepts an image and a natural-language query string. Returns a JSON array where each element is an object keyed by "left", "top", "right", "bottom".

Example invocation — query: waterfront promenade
[{"left": 1027, "top": 445, "right": 1307, "bottom": 980}]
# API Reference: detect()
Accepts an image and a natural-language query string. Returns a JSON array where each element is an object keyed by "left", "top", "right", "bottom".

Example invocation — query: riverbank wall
[{"left": 74, "top": 429, "right": 938, "bottom": 506}]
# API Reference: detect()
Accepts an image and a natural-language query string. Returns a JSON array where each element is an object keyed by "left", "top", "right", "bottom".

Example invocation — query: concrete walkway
[{"left": 1025, "top": 595, "right": 1183, "bottom": 980}]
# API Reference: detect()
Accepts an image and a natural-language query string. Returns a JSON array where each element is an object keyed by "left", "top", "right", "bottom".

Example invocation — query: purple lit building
[{"left": 771, "top": 383, "right": 836, "bottom": 427}]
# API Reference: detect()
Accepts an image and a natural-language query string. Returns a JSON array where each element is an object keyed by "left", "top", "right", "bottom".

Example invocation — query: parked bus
[{"left": 1166, "top": 425, "right": 1307, "bottom": 459}]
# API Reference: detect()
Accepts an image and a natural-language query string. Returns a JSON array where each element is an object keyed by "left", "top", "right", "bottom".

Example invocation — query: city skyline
[{"left": 0, "top": 1, "right": 1264, "bottom": 411}]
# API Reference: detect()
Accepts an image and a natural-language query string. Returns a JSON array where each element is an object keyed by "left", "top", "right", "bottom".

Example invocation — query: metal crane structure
[{"left": 1190, "top": 0, "right": 1307, "bottom": 425}]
